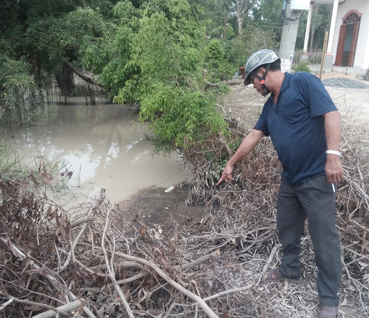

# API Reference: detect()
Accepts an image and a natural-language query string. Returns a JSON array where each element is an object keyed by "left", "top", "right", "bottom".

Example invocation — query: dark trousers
[{"left": 277, "top": 174, "right": 341, "bottom": 307}]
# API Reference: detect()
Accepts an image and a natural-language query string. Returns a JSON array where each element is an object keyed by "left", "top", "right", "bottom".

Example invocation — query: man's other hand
[{"left": 325, "top": 154, "right": 343, "bottom": 184}]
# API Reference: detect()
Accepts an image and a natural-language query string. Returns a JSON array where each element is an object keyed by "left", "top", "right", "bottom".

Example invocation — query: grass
[{"left": 0, "top": 142, "right": 72, "bottom": 192}]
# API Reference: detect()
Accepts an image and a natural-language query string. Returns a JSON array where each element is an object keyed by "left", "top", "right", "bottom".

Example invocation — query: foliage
[
  {"left": 295, "top": 3, "right": 331, "bottom": 50},
  {"left": 0, "top": 55, "right": 39, "bottom": 125},
  {"left": 310, "top": 4, "right": 332, "bottom": 50},
  {"left": 139, "top": 86, "right": 226, "bottom": 151},
  {"left": 0, "top": 0, "right": 118, "bottom": 125},
  {"left": 251, "top": 0, "right": 283, "bottom": 41},
  {"left": 205, "top": 39, "right": 235, "bottom": 81},
  {"left": 0, "top": 0, "right": 289, "bottom": 152},
  {"left": 192, "top": 0, "right": 232, "bottom": 38},
  {"left": 208, "top": 23, "right": 235, "bottom": 40},
  {"left": 79, "top": 1, "right": 143, "bottom": 98},
  {"left": 112, "top": 0, "right": 227, "bottom": 151},
  {"left": 0, "top": 144, "right": 23, "bottom": 175},
  {"left": 251, "top": 0, "right": 283, "bottom": 23},
  {"left": 227, "top": 26, "right": 278, "bottom": 68},
  {"left": 293, "top": 61, "right": 311, "bottom": 73}
]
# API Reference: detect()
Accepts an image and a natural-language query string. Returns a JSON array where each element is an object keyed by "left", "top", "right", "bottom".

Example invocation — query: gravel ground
[{"left": 322, "top": 77, "right": 369, "bottom": 89}]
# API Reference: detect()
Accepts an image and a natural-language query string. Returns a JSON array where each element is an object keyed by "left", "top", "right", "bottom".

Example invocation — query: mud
[{"left": 116, "top": 183, "right": 206, "bottom": 227}]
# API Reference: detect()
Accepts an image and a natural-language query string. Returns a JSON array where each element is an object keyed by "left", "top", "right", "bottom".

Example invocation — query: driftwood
[
  {"left": 0, "top": 186, "right": 223, "bottom": 317},
  {"left": 71, "top": 216, "right": 95, "bottom": 228}
]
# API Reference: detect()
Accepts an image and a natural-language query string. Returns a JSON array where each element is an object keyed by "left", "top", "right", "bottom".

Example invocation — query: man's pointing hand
[{"left": 216, "top": 164, "right": 234, "bottom": 186}]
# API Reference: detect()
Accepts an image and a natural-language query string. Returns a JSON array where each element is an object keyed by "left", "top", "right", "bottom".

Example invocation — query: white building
[{"left": 303, "top": 0, "right": 369, "bottom": 77}]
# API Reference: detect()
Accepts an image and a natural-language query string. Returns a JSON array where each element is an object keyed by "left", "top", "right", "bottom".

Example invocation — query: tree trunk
[
  {"left": 237, "top": 12, "right": 243, "bottom": 35},
  {"left": 88, "top": 84, "right": 96, "bottom": 105},
  {"left": 309, "top": 29, "right": 315, "bottom": 53},
  {"left": 223, "top": 10, "right": 228, "bottom": 42},
  {"left": 236, "top": 0, "right": 247, "bottom": 35},
  {"left": 55, "top": 62, "right": 75, "bottom": 105},
  {"left": 62, "top": 58, "right": 103, "bottom": 88},
  {"left": 309, "top": 4, "right": 319, "bottom": 52}
]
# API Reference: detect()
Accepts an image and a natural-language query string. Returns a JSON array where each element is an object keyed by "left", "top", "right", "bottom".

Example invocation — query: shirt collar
[
  {"left": 280, "top": 72, "right": 291, "bottom": 94},
  {"left": 267, "top": 72, "right": 291, "bottom": 105}
]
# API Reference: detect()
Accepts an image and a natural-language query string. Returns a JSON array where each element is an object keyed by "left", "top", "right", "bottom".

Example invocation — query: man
[{"left": 216, "top": 49, "right": 343, "bottom": 318}]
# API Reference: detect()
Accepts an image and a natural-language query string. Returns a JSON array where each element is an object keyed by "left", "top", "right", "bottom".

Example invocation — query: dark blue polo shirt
[{"left": 254, "top": 72, "right": 338, "bottom": 184}]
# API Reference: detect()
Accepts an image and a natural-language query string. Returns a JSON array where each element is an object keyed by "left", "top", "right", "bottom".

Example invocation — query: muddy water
[{"left": 4, "top": 101, "right": 185, "bottom": 204}]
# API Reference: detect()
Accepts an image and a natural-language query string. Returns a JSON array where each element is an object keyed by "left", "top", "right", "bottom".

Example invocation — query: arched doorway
[{"left": 335, "top": 11, "right": 361, "bottom": 67}]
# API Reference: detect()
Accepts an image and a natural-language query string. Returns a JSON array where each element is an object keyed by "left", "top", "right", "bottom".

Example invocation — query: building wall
[{"left": 331, "top": 0, "right": 369, "bottom": 69}]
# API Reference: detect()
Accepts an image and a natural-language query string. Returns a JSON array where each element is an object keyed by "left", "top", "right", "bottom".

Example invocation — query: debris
[{"left": 165, "top": 185, "right": 175, "bottom": 192}]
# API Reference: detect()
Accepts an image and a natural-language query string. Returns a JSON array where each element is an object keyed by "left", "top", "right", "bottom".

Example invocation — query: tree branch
[
  {"left": 62, "top": 58, "right": 103, "bottom": 88},
  {"left": 115, "top": 251, "right": 219, "bottom": 318},
  {"left": 181, "top": 249, "right": 220, "bottom": 273},
  {"left": 102, "top": 209, "right": 135, "bottom": 318}
]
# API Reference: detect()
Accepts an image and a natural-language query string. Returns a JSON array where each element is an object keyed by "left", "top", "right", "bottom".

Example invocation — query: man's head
[{"left": 244, "top": 49, "right": 281, "bottom": 96}]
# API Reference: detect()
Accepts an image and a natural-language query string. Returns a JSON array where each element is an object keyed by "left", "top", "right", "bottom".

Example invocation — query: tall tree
[
  {"left": 251, "top": 0, "right": 284, "bottom": 40},
  {"left": 234, "top": 0, "right": 249, "bottom": 34},
  {"left": 0, "top": 0, "right": 118, "bottom": 97},
  {"left": 309, "top": 3, "right": 321, "bottom": 52}
]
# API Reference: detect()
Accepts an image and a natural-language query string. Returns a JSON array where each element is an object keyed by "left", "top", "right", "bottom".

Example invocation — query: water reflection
[{"left": 4, "top": 104, "right": 185, "bottom": 204}]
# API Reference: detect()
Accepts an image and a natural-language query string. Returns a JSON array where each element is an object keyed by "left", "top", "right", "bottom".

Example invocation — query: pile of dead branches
[
  {"left": 1, "top": 103, "right": 369, "bottom": 317},
  {"left": 0, "top": 174, "right": 235, "bottom": 318}
]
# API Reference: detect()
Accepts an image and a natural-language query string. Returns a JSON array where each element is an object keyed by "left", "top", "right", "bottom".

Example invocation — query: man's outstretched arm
[{"left": 216, "top": 129, "right": 264, "bottom": 186}]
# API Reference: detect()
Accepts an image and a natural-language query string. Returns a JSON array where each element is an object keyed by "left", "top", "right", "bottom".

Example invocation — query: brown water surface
[{"left": 4, "top": 102, "right": 185, "bottom": 205}]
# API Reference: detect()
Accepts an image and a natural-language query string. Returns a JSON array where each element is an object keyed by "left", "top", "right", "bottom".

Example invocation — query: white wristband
[{"left": 326, "top": 150, "right": 341, "bottom": 157}]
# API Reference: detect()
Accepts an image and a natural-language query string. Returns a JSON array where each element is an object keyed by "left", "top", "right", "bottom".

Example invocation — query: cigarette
[{"left": 332, "top": 184, "right": 335, "bottom": 192}]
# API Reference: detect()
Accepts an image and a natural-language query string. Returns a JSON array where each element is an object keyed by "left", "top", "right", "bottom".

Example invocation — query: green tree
[
  {"left": 0, "top": 0, "right": 117, "bottom": 108},
  {"left": 227, "top": 26, "right": 278, "bottom": 68},
  {"left": 114, "top": 0, "right": 227, "bottom": 151},
  {"left": 80, "top": 1, "right": 141, "bottom": 99},
  {"left": 0, "top": 56, "right": 37, "bottom": 125},
  {"left": 205, "top": 39, "right": 235, "bottom": 81},
  {"left": 310, "top": 4, "right": 331, "bottom": 51},
  {"left": 251, "top": 0, "right": 284, "bottom": 42}
]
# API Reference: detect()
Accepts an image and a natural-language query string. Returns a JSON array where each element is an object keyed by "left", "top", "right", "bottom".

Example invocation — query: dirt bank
[{"left": 116, "top": 183, "right": 206, "bottom": 228}]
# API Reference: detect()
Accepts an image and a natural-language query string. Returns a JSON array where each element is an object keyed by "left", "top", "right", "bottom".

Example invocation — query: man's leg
[
  {"left": 297, "top": 175, "right": 341, "bottom": 307},
  {"left": 277, "top": 176, "right": 307, "bottom": 279}
]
